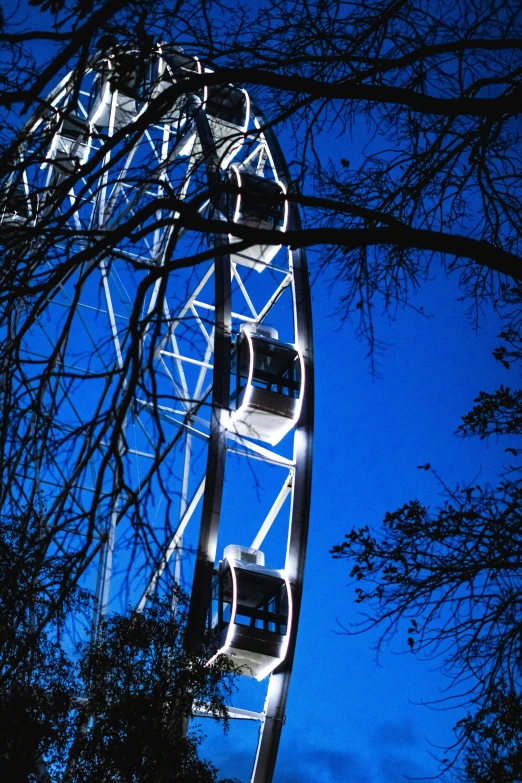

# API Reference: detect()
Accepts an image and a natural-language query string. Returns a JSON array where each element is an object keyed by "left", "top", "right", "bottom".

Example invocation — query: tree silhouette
[
  {"left": 67, "top": 599, "right": 237, "bottom": 783},
  {"left": 2, "top": 1, "right": 522, "bottom": 779},
  {"left": 0, "top": 510, "right": 236, "bottom": 783},
  {"left": 455, "top": 678, "right": 522, "bottom": 783},
  {"left": 332, "top": 322, "right": 522, "bottom": 779}
]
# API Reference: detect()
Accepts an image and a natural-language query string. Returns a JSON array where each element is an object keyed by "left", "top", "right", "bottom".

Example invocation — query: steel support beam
[
  {"left": 185, "top": 107, "right": 231, "bottom": 647},
  {"left": 250, "top": 119, "right": 314, "bottom": 783}
]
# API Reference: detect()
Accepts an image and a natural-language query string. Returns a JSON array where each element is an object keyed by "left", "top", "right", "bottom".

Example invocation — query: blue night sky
[
  {"left": 4, "top": 2, "right": 513, "bottom": 779},
  {"left": 195, "top": 32, "right": 512, "bottom": 778},
  {"left": 201, "top": 264, "right": 510, "bottom": 782}
]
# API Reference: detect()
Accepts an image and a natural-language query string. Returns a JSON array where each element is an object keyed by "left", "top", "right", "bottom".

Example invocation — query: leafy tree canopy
[{"left": 0, "top": 510, "right": 236, "bottom": 783}]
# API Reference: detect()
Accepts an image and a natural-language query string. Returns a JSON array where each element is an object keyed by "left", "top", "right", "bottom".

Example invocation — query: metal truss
[{"left": 1, "top": 45, "right": 313, "bottom": 783}]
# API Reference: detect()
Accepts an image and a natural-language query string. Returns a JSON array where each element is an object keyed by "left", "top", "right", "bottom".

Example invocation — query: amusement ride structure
[{"left": 1, "top": 44, "right": 313, "bottom": 782}]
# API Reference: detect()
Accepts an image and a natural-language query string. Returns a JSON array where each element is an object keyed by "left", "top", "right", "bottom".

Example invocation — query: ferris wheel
[{"left": 1, "top": 43, "right": 313, "bottom": 783}]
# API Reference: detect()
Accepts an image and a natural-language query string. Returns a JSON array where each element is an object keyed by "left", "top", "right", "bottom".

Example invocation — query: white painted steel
[
  {"left": 206, "top": 556, "right": 293, "bottom": 681},
  {"left": 6, "top": 44, "right": 313, "bottom": 783}
]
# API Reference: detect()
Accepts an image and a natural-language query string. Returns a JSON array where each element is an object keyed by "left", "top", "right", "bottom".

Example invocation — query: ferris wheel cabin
[
  {"left": 88, "top": 60, "right": 142, "bottom": 132},
  {"left": 46, "top": 114, "right": 91, "bottom": 172},
  {"left": 204, "top": 85, "right": 249, "bottom": 169},
  {"left": 0, "top": 184, "right": 37, "bottom": 227},
  {"left": 152, "top": 48, "right": 203, "bottom": 124},
  {"left": 207, "top": 545, "right": 292, "bottom": 681},
  {"left": 226, "top": 166, "right": 287, "bottom": 272},
  {"left": 229, "top": 326, "right": 304, "bottom": 445},
  {"left": 87, "top": 49, "right": 166, "bottom": 132}
]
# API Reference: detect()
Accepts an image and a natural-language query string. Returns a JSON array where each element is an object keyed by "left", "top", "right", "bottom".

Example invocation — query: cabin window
[
  {"left": 206, "top": 86, "right": 246, "bottom": 126},
  {"left": 1, "top": 184, "right": 36, "bottom": 220},
  {"left": 60, "top": 115, "right": 88, "bottom": 141},
  {"left": 225, "top": 171, "right": 284, "bottom": 226},
  {"left": 233, "top": 336, "right": 301, "bottom": 401},
  {"left": 210, "top": 567, "right": 288, "bottom": 636},
  {"left": 240, "top": 175, "right": 283, "bottom": 225}
]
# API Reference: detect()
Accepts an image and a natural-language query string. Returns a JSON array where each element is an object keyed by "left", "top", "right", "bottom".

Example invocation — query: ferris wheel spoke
[
  {"left": 193, "top": 339, "right": 214, "bottom": 401},
  {"left": 99, "top": 258, "right": 129, "bottom": 373},
  {"left": 136, "top": 474, "right": 206, "bottom": 612},
  {"left": 100, "top": 132, "right": 197, "bottom": 234},
  {"left": 250, "top": 472, "right": 294, "bottom": 551},
  {"left": 155, "top": 349, "right": 193, "bottom": 411},
  {"left": 161, "top": 298, "right": 191, "bottom": 402},
  {"left": 134, "top": 398, "right": 210, "bottom": 442},
  {"left": 193, "top": 298, "right": 255, "bottom": 325},
  {"left": 104, "top": 263, "right": 135, "bottom": 318},
  {"left": 66, "top": 188, "right": 86, "bottom": 231},
  {"left": 256, "top": 271, "right": 293, "bottom": 326},
  {"left": 194, "top": 704, "right": 264, "bottom": 722},
  {"left": 28, "top": 318, "right": 122, "bottom": 459},
  {"left": 144, "top": 128, "right": 166, "bottom": 165},
  {"left": 43, "top": 296, "right": 118, "bottom": 375},
  {"left": 241, "top": 140, "right": 268, "bottom": 174},
  {"left": 129, "top": 409, "right": 158, "bottom": 453},
  {"left": 125, "top": 445, "right": 156, "bottom": 460},
  {"left": 104, "top": 136, "right": 143, "bottom": 220},
  {"left": 225, "top": 441, "right": 295, "bottom": 469},
  {"left": 232, "top": 263, "right": 258, "bottom": 319},
  {"left": 190, "top": 304, "right": 214, "bottom": 349},
  {"left": 164, "top": 263, "right": 215, "bottom": 339},
  {"left": 158, "top": 347, "right": 214, "bottom": 370}
]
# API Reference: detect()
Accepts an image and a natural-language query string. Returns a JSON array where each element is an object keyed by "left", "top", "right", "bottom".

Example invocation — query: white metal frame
[{"left": 5, "top": 44, "right": 313, "bottom": 783}]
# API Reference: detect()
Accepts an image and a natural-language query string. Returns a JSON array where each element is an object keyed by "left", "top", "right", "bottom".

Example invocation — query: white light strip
[
  {"left": 236, "top": 328, "right": 255, "bottom": 417},
  {"left": 206, "top": 558, "right": 238, "bottom": 669},
  {"left": 242, "top": 90, "right": 251, "bottom": 134},
  {"left": 254, "top": 569, "right": 293, "bottom": 681},
  {"left": 232, "top": 164, "right": 241, "bottom": 223}
]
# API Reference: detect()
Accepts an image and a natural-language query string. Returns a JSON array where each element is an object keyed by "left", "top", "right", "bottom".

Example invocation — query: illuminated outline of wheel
[{"left": 2, "top": 43, "right": 313, "bottom": 783}]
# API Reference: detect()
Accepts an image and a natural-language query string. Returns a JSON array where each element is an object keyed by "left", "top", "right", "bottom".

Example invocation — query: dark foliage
[
  {"left": 67, "top": 599, "right": 237, "bottom": 783},
  {"left": 0, "top": 509, "right": 90, "bottom": 670},
  {"left": 3, "top": 1, "right": 522, "bottom": 780},
  {"left": 333, "top": 323, "right": 522, "bottom": 779},
  {"left": 456, "top": 679, "right": 522, "bottom": 783},
  {"left": 0, "top": 509, "right": 79, "bottom": 781},
  {"left": 0, "top": 639, "right": 75, "bottom": 783},
  {"left": 332, "top": 479, "right": 522, "bottom": 695},
  {"left": 0, "top": 511, "right": 236, "bottom": 782}
]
